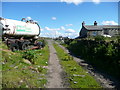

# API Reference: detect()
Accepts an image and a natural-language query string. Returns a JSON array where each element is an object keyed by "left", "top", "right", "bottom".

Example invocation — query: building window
[
  {"left": 104, "top": 29, "right": 109, "bottom": 35},
  {"left": 92, "top": 31, "right": 97, "bottom": 36}
]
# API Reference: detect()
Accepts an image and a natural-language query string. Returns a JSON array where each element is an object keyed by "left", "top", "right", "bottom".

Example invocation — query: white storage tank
[{"left": 0, "top": 17, "right": 40, "bottom": 38}]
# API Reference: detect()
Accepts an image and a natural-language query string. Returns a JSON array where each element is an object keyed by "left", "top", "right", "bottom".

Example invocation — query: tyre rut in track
[{"left": 46, "top": 40, "right": 67, "bottom": 88}]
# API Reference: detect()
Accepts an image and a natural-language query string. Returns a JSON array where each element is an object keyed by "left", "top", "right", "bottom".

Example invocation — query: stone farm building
[{"left": 79, "top": 21, "right": 120, "bottom": 38}]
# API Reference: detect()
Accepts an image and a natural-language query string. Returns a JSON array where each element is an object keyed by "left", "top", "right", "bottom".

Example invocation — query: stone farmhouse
[{"left": 79, "top": 21, "right": 120, "bottom": 38}]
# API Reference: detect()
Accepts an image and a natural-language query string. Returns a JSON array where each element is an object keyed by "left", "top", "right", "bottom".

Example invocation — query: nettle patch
[
  {"left": 22, "top": 50, "right": 39, "bottom": 64},
  {"left": 61, "top": 54, "right": 73, "bottom": 61}
]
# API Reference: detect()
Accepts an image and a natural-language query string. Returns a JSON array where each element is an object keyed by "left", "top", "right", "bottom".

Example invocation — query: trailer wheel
[
  {"left": 21, "top": 42, "right": 29, "bottom": 50},
  {"left": 10, "top": 43, "right": 19, "bottom": 52}
]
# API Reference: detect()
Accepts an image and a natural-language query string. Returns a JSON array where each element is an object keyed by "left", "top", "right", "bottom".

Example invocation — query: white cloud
[
  {"left": 52, "top": 17, "right": 57, "bottom": 20},
  {"left": 41, "top": 28, "right": 44, "bottom": 31},
  {"left": 45, "top": 27, "right": 50, "bottom": 30},
  {"left": 40, "top": 33, "right": 51, "bottom": 37},
  {"left": 65, "top": 29, "right": 75, "bottom": 33},
  {"left": 102, "top": 21, "right": 118, "bottom": 25},
  {"left": 64, "top": 32, "right": 79, "bottom": 38},
  {"left": 55, "top": 31, "right": 63, "bottom": 36},
  {"left": 60, "top": 26, "right": 65, "bottom": 30},
  {"left": 68, "top": 32, "right": 79, "bottom": 38},
  {"left": 92, "top": 0, "right": 100, "bottom": 4},
  {"left": 45, "top": 27, "right": 60, "bottom": 31},
  {"left": 40, "top": 31, "right": 64, "bottom": 38},
  {"left": 26, "top": 16, "right": 32, "bottom": 20},
  {"left": 42, "top": 26, "right": 78, "bottom": 38},
  {"left": 26, "top": 17, "right": 38, "bottom": 23},
  {"left": 41, "top": 31, "right": 78, "bottom": 38},
  {"left": 61, "top": 0, "right": 83, "bottom": 5},
  {"left": 44, "top": 26, "right": 66, "bottom": 31},
  {"left": 61, "top": 0, "right": 102, "bottom": 5},
  {"left": 65, "top": 24, "right": 73, "bottom": 27},
  {"left": 34, "top": 20, "right": 38, "bottom": 23},
  {"left": 2, "top": 0, "right": 120, "bottom": 2}
]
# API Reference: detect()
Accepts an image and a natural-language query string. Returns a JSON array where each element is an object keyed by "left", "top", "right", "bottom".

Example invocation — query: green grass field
[
  {"left": 53, "top": 43, "right": 102, "bottom": 88},
  {"left": 1, "top": 41, "right": 49, "bottom": 88}
]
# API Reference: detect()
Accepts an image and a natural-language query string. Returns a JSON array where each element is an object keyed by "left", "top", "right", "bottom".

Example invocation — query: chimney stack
[
  {"left": 82, "top": 21, "right": 85, "bottom": 26},
  {"left": 94, "top": 21, "right": 97, "bottom": 26}
]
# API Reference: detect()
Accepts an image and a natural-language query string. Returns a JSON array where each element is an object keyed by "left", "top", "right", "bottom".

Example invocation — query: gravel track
[{"left": 46, "top": 40, "right": 66, "bottom": 88}]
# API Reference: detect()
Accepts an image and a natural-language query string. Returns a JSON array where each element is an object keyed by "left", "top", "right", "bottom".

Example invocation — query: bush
[
  {"left": 95, "top": 36, "right": 105, "bottom": 42},
  {"left": 67, "top": 38, "right": 120, "bottom": 80}
]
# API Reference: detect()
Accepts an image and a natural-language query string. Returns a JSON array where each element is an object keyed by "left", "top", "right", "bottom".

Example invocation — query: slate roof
[{"left": 84, "top": 25, "right": 120, "bottom": 31}]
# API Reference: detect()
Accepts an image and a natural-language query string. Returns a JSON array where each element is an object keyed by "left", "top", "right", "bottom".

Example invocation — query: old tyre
[{"left": 21, "top": 42, "right": 29, "bottom": 50}]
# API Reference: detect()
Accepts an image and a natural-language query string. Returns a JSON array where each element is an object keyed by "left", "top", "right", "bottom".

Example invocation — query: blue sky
[{"left": 1, "top": 1, "right": 119, "bottom": 38}]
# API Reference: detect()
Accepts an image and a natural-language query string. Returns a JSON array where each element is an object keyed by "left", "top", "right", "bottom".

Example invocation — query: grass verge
[
  {"left": 1, "top": 41, "right": 49, "bottom": 88},
  {"left": 53, "top": 43, "right": 101, "bottom": 88}
]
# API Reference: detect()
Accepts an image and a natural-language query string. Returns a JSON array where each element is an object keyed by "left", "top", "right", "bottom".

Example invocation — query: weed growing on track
[
  {"left": 1, "top": 42, "right": 49, "bottom": 88},
  {"left": 53, "top": 43, "right": 102, "bottom": 88}
]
